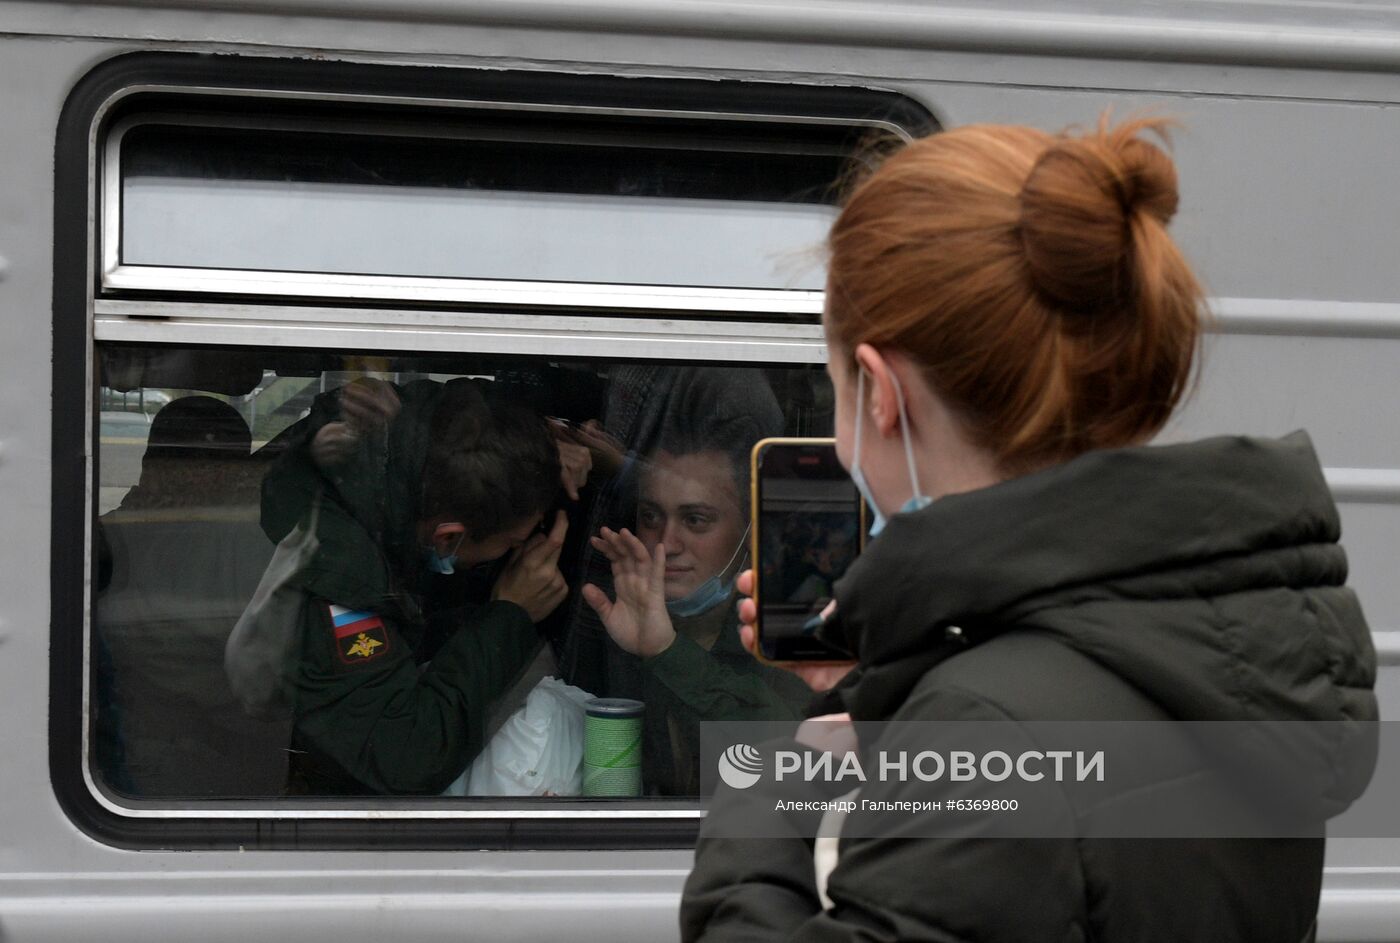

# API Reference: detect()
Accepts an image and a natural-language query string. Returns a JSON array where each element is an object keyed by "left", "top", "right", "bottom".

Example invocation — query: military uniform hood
[{"left": 283, "top": 380, "right": 459, "bottom": 616}]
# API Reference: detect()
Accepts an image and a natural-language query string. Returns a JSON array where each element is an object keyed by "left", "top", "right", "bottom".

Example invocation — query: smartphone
[{"left": 750, "top": 437, "right": 865, "bottom": 664}]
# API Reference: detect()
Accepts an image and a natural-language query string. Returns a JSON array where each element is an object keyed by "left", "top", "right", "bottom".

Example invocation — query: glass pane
[
  {"left": 93, "top": 344, "right": 833, "bottom": 799},
  {"left": 120, "top": 123, "right": 846, "bottom": 290}
]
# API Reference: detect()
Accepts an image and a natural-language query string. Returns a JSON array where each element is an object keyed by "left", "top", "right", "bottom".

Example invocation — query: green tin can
[{"left": 583, "top": 698, "right": 644, "bottom": 797}]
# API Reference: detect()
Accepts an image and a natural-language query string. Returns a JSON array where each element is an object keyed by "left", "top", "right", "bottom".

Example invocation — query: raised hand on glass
[{"left": 582, "top": 526, "right": 677, "bottom": 659}]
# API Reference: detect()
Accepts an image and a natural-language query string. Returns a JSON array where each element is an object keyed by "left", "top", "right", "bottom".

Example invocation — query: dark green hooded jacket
[
  {"left": 682, "top": 432, "right": 1378, "bottom": 942},
  {"left": 641, "top": 603, "right": 815, "bottom": 796},
  {"left": 263, "top": 380, "right": 544, "bottom": 795}
]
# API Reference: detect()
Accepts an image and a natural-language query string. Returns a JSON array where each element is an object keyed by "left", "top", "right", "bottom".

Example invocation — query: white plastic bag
[
  {"left": 452, "top": 677, "right": 595, "bottom": 797},
  {"left": 224, "top": 493, "right": 320, "bottom": 720}
]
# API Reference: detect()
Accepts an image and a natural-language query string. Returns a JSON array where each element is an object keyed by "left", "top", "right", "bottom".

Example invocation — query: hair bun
[
  {"left": 1116, "top": 135, "right": 1179, "bottom": 225},
  {"left": 1018, "top": 117, "right": 1180, "bottom": 315}
]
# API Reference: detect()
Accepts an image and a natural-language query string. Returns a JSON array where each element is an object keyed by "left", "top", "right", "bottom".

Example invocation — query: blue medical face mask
[
  {"left": 849, "top": 368, "right": 932, "bottom": 537},
  {"left": 425, "top": 532, "right": 466, "bottom": 575},
  {"left": 664, "top": 524, "right": 750, "bottom": 618}
]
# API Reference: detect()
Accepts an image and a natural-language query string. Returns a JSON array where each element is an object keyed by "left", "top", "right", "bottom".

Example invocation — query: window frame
[
  {"left": 103, "top": 109, "right": 851, "bottom": 315},
  {"left": 52, "top": 51, "right": 936, "bottom": 850}
]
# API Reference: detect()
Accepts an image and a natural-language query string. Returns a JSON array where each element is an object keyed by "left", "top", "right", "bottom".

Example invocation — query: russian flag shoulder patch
[{"left": 325, "top": 603, "right": 390, "bottom": 665}]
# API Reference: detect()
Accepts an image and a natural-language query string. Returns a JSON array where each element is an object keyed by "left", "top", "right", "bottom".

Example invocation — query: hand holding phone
[{"left": 733, "top": 569, "right": 856, "bottom": 691}]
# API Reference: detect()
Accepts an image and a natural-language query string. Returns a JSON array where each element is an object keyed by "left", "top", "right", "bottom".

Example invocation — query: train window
[
  {"left": 57, "top": 55, "right": 934, "bottom": 847},
  {"left": 114, "top": 121, "right": 840, "bottom": 292},
  {"left": 93, "top": 345, "right": 829, "bottom": 800},
  {"left": 96, "top": 93, "right": 919, "bottom": 320}
]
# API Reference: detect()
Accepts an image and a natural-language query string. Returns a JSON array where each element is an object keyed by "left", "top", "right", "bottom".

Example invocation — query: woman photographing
[{"left": 681, "top": 117, "right": 1378, "bottom": 941}]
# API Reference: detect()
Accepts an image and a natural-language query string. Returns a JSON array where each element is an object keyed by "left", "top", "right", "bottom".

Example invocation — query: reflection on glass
[
  {"left": 121, "top": 125, "right": 841, "bottom": 289},
  {"left": 123, "top": 179, "right": 835, "bottom": 290},
  {"left": 93, "top": 346, "right": 833, "bottom": 800}
]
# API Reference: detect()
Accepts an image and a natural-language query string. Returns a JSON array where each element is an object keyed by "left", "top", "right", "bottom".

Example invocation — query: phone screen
[{"left": 753, "top": 439, "right": 861, "bottom": 663}]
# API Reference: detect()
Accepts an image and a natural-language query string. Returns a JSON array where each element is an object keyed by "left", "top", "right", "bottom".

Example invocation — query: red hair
[{"left": 826, "top": 115, "right": 1204, "bottom": 475}]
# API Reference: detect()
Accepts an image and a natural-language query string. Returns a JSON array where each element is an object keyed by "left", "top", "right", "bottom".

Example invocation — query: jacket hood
[
  {"left": 823, "top": 432, "right": 1377, "bottom": 809},
  {"left": 295, "top": 379, "right": 458, "bottom": 613}
]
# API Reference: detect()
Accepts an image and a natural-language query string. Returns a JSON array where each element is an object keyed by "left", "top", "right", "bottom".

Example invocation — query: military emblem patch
[{"left": 327, "top": 603, "right": 390, "bottom": 665}]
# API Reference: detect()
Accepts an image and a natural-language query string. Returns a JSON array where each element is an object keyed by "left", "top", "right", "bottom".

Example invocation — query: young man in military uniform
[{"left": 262, "top": 376, "right": 569, "bottom": 795}]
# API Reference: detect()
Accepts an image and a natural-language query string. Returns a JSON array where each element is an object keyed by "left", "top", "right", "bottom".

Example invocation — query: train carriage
[{"left": 0, "top": 0, "right": 1397, "bottom": 939}]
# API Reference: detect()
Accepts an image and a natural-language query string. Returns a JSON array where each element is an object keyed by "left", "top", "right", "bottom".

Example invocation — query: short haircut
[
  {"left": 146, "top": 395, "right": 251, "bottom": 461},
  {"left": 420, "top": 378, "right": 560, "bottom": 540},
  {"left": 651, "top": 417, "right": 757, "bottom": 518}
]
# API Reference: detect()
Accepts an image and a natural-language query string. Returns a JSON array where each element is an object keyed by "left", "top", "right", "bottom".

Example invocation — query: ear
[
  {"left": 853, "top": 343, "right": 903, "bottom": 437},
  {"left": 430, "top": 521, "right": 466, "bottom": 557}
]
